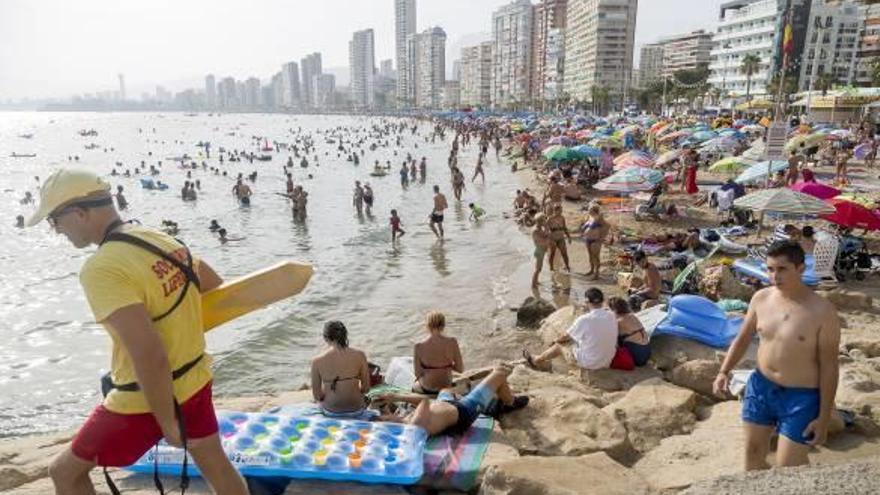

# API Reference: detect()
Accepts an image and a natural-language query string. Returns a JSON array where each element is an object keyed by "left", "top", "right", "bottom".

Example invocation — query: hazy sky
[{"left": 0, "top": 0, "right": 724, "bottom": 100}]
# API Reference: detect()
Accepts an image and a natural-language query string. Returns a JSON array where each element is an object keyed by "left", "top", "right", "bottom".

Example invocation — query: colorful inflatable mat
[{"left": 127, "top": 411, "right": 428, "bottom": 484}]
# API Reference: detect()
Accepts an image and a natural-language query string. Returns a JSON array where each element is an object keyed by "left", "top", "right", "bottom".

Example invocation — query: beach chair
[{"left": 813, "top": 234, "right": 840, "bottom": 288}]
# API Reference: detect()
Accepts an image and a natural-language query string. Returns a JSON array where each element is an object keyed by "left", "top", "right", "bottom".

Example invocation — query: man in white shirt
[{"left": 523, "top": 288, "right": 618, "bottom": 370}]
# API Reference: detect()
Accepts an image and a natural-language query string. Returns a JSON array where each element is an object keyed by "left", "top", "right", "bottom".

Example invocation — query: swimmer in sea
[{"left": 390, "top": 209, "right": 405, "bottom": 242}]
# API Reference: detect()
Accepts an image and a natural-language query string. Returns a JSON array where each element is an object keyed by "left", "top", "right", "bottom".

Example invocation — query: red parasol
[{"left": 822, "top": 199, "right": 880, "bottom": 230}]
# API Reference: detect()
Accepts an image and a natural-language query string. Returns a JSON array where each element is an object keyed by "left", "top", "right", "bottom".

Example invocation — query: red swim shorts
[{"left": 71, "top": 382, "right": 218, "bottom": 467}]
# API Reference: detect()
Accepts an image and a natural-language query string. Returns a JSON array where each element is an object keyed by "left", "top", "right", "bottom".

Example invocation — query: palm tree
[
  {"left": 815, "top": 71, "right": 838, "bottom": 97},
  {"left": 740, "top": 54, "right": 762, "bottom": 102}
]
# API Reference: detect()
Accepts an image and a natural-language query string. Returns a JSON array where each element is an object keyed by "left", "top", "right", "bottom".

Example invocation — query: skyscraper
[
  {"left": 300, "top": 52, "right": 323, "bottom": 108},
  {"left": 491, "top": 0, "right": 534, "bottom": 109},
  {"left": 460, "top": 42, "right": 494, "bottom": 108},
  {"left": 313, "top": 73, "right": 336, "bottom": 110},
  {"left": 395, "top": 0, "right": 417, "bottom": 107},
  {"left": 350, "top": 29, "right": 377, "bottom": 110},
  {"left": 245, "top": 77, "right": 261, "bottom": 109},
  {"left": 531, "top": 0, "right": 568, "bottom": 102},
  {"left": 205, "top": 74, "right": 216, "bottom": 109},
  {"left": 380, "top": 59, "right": 395, "bottom": 78},
  {"left": 564, "top": 0, "right": 638, "bottom": 105},
  {"left": 639, "top": 43, "right": 665, "bottom": 86},
  {"left": 118, "top": 74, "right": 126, "bottom": 101},
  {"left": 281, "top": 61, "right": 301, "bottom": 109},
  {"left": 408, "top": 27, "right": 446, "bottom": 108}
]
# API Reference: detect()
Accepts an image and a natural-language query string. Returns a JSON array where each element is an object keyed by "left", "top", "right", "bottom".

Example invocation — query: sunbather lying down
[{"left": 373, "top": 364, "right": 529, "bottom": 436}]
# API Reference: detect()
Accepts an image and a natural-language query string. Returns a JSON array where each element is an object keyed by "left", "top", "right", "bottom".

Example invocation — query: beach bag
[
  {"left": 368, "top": 362, "right": 385, "bottom": 387},
  {"left": 609, "top": 346, "right": 635, "bottom": 371}
]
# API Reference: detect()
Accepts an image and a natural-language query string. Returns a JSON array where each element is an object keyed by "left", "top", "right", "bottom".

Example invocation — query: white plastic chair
[{"left": 813, "top": 233, "right": 839, "bottom": 286}]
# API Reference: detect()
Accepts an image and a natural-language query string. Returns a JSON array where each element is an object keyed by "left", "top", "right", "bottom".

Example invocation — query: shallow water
[{"left": 0, "top": 112, "right": 539, "bottom": 437}]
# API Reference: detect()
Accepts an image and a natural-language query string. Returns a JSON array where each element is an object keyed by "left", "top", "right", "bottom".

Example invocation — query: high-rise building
[
  {"left": 281, "top": 61, "right": 301, "bottom": 109},
  {"left": 799, "top": 0, "right": 861, "bottom": 91},
  {"left": 491, "top": 0, "right": 534, "bottom": 109},
  {"left": 708, "top": 0, "right": 810, "bottom": 98},
  {"left": 460, "top": 41, "right": 494, "bottom": 108},
  {"left": 245, "top": 77, "right": 261, "bottom": 109},
  {"left": 301, "top": 52, "right": 323, "bottom": 108},
  {"left": 395, "top": 0, "right": 417, "bottom": 107},
  {"left": 350, "top": 28, "right": 377, "bottom": 109},
  {"left": 662, "top": 30, "right": 714, "bottom": 76},
  {"left": 442, "top": 81, "right": 461, "bottom": 109},
  {"left": 407, "top": 27, "right": 447, "bottom": 108},
  {"left": 380, "top": 59, "right": 395, "bottom": 78},
  {"left": 639, "top": 43, "right": 665, "bottom": 86},
  {"left": 118, "top": 74, "right": 126, "bottom": 101},
  {"left": 219, "top": 77, "right": 237, "bottom": 108},
  {"left": 205, "top": 74, "right": 216, "bottom": 109},
  {"left": 564, "top": 0, "right": 638, "bottom": 105},
  {"left": 272, "top": 72, "right": 284, "bottom": 111},
  {"left": 856, "top": 1, "right": 880, "bottom": 87},
  {"left": 531, "top": 0, "right": 568, "bottom": 102},
  {"left": 313, "top": 73, "right": 336, "bottom": 109}
]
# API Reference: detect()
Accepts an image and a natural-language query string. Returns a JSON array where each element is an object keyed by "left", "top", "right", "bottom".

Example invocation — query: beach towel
[{"left": 419, "top": 416, "right": 495, "bottom": 491}]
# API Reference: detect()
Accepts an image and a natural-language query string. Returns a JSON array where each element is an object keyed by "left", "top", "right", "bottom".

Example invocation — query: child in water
[
  {"left": 469, "top": 203, "right": 485, "bottom": 221},
  {"left": 390, "top": 209, "right": 405, "bottom": 241}
]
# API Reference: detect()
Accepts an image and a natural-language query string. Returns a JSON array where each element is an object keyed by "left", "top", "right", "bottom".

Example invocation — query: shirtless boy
[
  {"left": 714, "top": 241, "right": 840, "bottom": 470},
  {"left": 430, "top": 185, "right": 448, "bottom": 238}
]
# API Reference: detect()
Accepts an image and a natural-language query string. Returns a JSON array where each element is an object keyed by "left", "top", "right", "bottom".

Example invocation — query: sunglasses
[{"left": 46, "top": 196, "right": 114, "bottom": 227}]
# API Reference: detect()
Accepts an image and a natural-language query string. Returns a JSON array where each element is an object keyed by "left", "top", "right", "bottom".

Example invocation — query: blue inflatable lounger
[
  {"left": 654, "top": 295, "right": 743, "bottom": 349},
  {"left": 731, "top": 254, "right": 819, "bottom": 286},
  {"left": 128, "top": 411, "right": 428, "bottom": 484}
]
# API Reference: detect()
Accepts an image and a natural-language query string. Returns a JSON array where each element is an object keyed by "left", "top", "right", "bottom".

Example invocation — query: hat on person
[{"left": 27, "top": 169, "right": 111, "bottom": 227}]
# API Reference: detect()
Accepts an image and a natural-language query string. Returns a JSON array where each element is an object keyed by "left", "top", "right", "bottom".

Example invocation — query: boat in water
[{"left": 10, "top": 153, "right": 37, "bottom": 158}]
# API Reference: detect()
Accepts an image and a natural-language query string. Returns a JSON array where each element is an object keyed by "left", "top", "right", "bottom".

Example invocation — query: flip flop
[{"left": 522, "top": 349, "right": 538, "bottom": 370}]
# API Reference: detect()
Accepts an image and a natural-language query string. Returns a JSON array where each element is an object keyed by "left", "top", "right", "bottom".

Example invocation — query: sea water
[{"left": 0, "top": 112, "right": 537, "bottom": 437}]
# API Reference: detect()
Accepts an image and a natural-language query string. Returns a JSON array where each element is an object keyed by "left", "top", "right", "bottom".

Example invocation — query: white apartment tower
[
  {"left": 118, "top": 74, "right": 126, "bottom": 101},
  {"left": 639, "top": 43, "right": 665, "bottom": 85},
  {"left": 564, "top": 0, "right": 638, "bottom": 105},
  {"left": 799, "top": 0, "right": 861, "bottom": 91},
  {"left": 407, "top": 27, "right": 446, "bottom": 108},
  {"left": 300, "top": 53, "right": 323, "bottom": 108},
  {"left": 531, "top": 0, "right": 568, "bottom": 102},
  {"left": 395, "top": 0, "right": 417, "bottom": 107},
  {"left": 491, "top": 0, "right": 534, "bottom": 109},
  {"left": 460, "top": 42, "right": 494, "bottom": 108},
  {"left": 205, "top": 74, "right": 216, "bottom": 108},
  {"left": 281, "top": 62, "right": 301, "bottom": 109},
  {"left": 350, "top": 29, "right": 377, "bottom": 110}
]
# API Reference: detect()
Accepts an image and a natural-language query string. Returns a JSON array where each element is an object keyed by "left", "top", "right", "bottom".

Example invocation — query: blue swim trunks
[
  {"left": 741, "top": 369, "right": 820, "bottom": 445},
  {"left": 437, "top": 383, "right": 496, "bottom": 435}
]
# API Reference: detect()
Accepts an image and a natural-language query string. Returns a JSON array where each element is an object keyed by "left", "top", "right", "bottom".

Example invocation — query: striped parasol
[
  {"left": 594, "top": 166, "right": 664, "bottom": 192},
  {"left": 733, "top": 188, "right": 836, "bottom": 215},
  {"left": 613, "top": 150, "right": 655, "bottom": 169},
  {"left": 708, "top": 156, "right": 754, "bottom": 173},
  {"left": 735, "top": 160, "right": 791, "bottom": 184},
  {"left": 655, "top": 149, "right": 684, "bottom": 166}
]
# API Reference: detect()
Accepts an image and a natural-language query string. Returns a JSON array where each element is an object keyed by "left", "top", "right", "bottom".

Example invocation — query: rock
[
  {"left": 682, "top": 459, "right": 880, "bottom": 495},
  {"left": 669, "top": 359, "right": 722, "bottom": 397},
  {"left": 818, "top": 288, "right": 874, "bottom": 311},
  {"left": 476, "top": 425, "right": 521, "bottom": 486},
  {"left": 651, "top": 334, "right": 757, "bottom": 372},
  {"left": 537, "top": 305, "right": 579, "bottom": 346},
  {"left": 479, "top": 452, "right": 651, "bottom": 495},
  {"left": 500, "top": 367, "right": 628, "bottom": 458},
  {"left": 835, "top": 359, "right": 880, "bottom": 425},
  {"left": 634, "top": 401, "right": 743, "bottom": 491},
  {"left": 579, "top": 366, "right": 664, "bottom": 392},
  {"left": 699, "top": 265, "right": 755, "bottom": 302},
  {"left": 603, "top": 378, "right": 698, "bottom": 452},
  {"left": 516, "top": 296, "right": 556, "bottom": 328}
]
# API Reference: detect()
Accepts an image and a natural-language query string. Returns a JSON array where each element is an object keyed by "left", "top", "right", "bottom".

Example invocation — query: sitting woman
[
  {"left": 607, "top": 297, "right": 652, "bottom": 367},
  {"left": 310, "top": 321, "right": 371, "bottom": 416},
  {"left": 413, "top": 311, "right": 464, "bottom": 395},
  {"left": 800, "top": 225, "right": 816, "bottom": 255}
]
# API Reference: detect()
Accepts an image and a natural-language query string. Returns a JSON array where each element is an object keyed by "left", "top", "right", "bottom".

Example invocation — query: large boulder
[
  {"left": 683, "top": 459, "right": 880, "bottom": 495},
  {"left": 669, "top": 359, "right": 723, "bottom": 397},
  {"left": 479, "top": 452, "right": 651, "bottom": 495},
  {"left": 500, "top": 367, "right": 628, "bottom": 459},
  {"left": 516, "top": 297, "right": 557, "bottom": 328},
  {"left": 817, "top": 288, "right": 874, "bottom": 311},
  {"left": 537, "top": 305, "right": 579, "bottom": 345},
  {"left": 634, "top": 401, "right": 744, "bottom": 491},
  {"left": 650, "top": 334, "right": 758, "bottom": 372},
  {"left": 579, "top": 366, "right": 664, "bottom": 392},
  {"left": 603, "top": 378, "right": 698, "bottom": 452}
]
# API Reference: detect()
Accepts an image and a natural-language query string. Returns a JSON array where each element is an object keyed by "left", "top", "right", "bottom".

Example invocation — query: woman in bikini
[
  {"left": 310, "top": 321, "right": 371, "bottom": 415},
  {"left": 412, "top": 311, "right": 464, "bottom": 395},
  {"left": 581, "top": 204, "right": 609, "bottom": 279},
  {"left": 546, "top": 204, "right": 572, "bottom": 272},
  {"left": 531, "top": 214, "right": 552, "bottom": 289},
  {"left": 607, "top": 297, "right": 651, "bottom": 367}
]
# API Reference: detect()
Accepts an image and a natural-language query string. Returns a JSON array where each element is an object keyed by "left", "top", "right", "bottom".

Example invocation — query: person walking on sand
[
  {"left": 530, "top": 214, "right": 552, "bottom": 289},
  {"left": 546, "top": 204, "right": 572, "bottom": 272},
  {"left": 581, "top": 204, "right": 610, "bottom": 280},
  {"left": 714, "top": 241, "right": 840, "bottom": 471},
  {"left": 27, "top": 169, "right": 247, "bottom": 495},
  {"left": 430, "top": 185, "right": 449, "bottom": 239}
]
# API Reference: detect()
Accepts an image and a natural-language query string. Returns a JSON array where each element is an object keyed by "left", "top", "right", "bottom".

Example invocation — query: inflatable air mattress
[
  {"left": 731, "top": 255, "right": 819, "bottom": 286},
  {"left": 128, "top": 411, "right": 427, "bottom": 484},
  {"left": 654, "top": 295, "right": 743, "bottom": 348}
]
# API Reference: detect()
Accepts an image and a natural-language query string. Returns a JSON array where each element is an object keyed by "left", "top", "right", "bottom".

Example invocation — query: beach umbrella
[
  {"left": 590, "top": 136, "right": 624, "bottom": 149},
  {"left": 655, "top": 149, "right": 684, "bottom": 166},
  {"left": 822, "top": 199, "right": 880, "bottom": 230},
  {"left": 854, "top": 143, "right": 873, "bottom": 160},
  {"left": 834, "top": 193, "right": 877, "bottom": 209},
  {"left": 785, "top": 133, "right": 824, "bottom": 152},
  {"left": 742, "top": 140, "right": 766, "bottom": 161},
  {"left": 788, "top": 182, "right": 840, "bottom": 200},
  {"left": 613, "top": 150, "right": 654, "bottom": 166},
  {"left": 658, "top": 130, "right": 692, "bottom": 143},
  {"left": 699, "top": 137, "right": 740, "bottom": 153},
  {"left": 735, "top": 160, "right": 790, "bottom": 184},
  {"left": 594, "top": 166, "right": 664, "bottom": 192},
  {"left": 709, "top": 157, "right": 754, "bottom": 174},
  {"left": 734, "top": 188, "right": 836, "bottom": 215},
  {"left": 548, "top": 135, "right": 576, "bottom": 146},
  {"left": 689, "top": 130, "right": 717, "bottom": 142},
  {"left": 542, "top": 145, "right": 581, "bottom": 162},
  {"left": 575, "top": 130, "right": 592, "bottom": 140},
  {"left": 571, "top": 144, "right": 602, "bottom": 158},
  {"left": 740, "top": 124, "right": 764, "bottom": 133}
]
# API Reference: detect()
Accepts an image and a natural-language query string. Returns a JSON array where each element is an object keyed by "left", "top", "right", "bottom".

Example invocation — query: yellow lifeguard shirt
[{"left": 80, "top": 226, "right": 212, "bottom": 414}]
